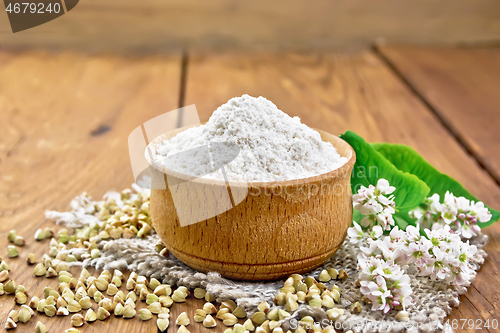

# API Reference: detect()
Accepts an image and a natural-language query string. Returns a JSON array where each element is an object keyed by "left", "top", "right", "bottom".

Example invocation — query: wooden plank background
[
  {"left": 1, "top": 47, "right": 499, "bottom": 332},
  {"left": 1, "top": 0, "right": 500, "bottom": 53},
  {"left": 377, "top": 46, "right": 500, "bottom": 184},
  {"left": 185, "top": 50, "right": 500, "bottom": 333},
  {"left": 0, "top": 50, "right": 182, "bottom": 332}
]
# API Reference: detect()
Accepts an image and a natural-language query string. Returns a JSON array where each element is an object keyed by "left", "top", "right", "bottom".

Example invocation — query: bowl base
[{"left": 168, "top": 244, "right": 342, "bottom": 281}]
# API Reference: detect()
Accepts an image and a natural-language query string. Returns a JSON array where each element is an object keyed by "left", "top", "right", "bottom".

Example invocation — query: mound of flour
[{"left": 153, "top": 95, "right": 347, "bottom": 182}]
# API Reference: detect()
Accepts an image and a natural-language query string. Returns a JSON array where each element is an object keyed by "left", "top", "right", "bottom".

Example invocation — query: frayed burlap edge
[{"left": 47, "top": 202, "right": 489, "bottom": 333}]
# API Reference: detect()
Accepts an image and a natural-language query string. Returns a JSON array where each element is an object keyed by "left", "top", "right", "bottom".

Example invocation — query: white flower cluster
[
  {"left": 353, "top": 179, "right": 396, "bottom": 230},
  {"left": 410, "top": 192, "right": 492, "bottom": 239},
  {"left": 352, "top": 222, "right": 413, "bottom": 313},
  {"left": 350, "top": 179, "right": 485, "bottom": 313},
  {"left": 391, "top": 225, "right": 478, "bottom": 286}
]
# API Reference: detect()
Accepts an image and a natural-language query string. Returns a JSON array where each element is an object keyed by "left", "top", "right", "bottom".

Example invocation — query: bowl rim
[{"left": 145, "top": 125, "right": 356, "bottom": 188}]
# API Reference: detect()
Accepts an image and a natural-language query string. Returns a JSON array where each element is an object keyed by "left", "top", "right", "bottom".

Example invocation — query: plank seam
[
  {"left": 471, "top": 285, "right": 496, "bottom": 311},
  {"left": 372, "top": 45, "right": 500, "bottom": 188},
  {"left": 177, "top": 50, "right": 189, "bottom": 127},
  {"left": 457, "top": 40, "right": 500, "bottom": 49},
  {"left": 5, "top": 134, "right": 26, "bottom": 158}
]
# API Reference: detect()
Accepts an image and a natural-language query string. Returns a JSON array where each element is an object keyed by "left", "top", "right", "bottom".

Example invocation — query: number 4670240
[
  {"left": 5, "top": 2, "right": 61, "bottom": 14},
  {"left": 445, "top": 319, "right": 498, "bottom": 330}
]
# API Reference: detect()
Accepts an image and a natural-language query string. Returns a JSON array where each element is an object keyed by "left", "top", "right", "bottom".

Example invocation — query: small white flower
[
  {"left": 357, "top": 198, "right": 383, "bottom": 216},
  {"left": 441, "top": 205, "right": 458, "bottom": 225},
  {"left": 353, "top": 178, "right": 396, "bottom": 230},
  {"left": 405, "top": 239, "right": 432, "bottom": 267},
  {"left": 453, "top": 269, "right": 474, "bottom": 286},
  {"left": 389, "top": 226, "right": 406, "bottom": 241},
  {"left": 353, "top": 185, "right": 373, "bottom": 202},
  {"left": 428, "top": 194, "right": 442, "bottom": 214},
  {"left": 360, "top": 214, "right": 376, "bottom": 228},
  {"left": 457, "top": 242, "right": 477, "bottom": 268},
  {"left": 357, "top": 250, "right": 413, "bottom": 313},
  {"left": 377, "top": 194, "right": 394, "bottom": 209},
  {"left": 391, "top": 274, "right": 413, "bottom": 309},
  {"left": 373, "top": 259, "right": 402, "bottom": 279},
  {"left": 470, "top": 201, "right": 492, "bottom": 223},
  {"left": 376, "top": 178, "right": 396, "bottom": 195},
  {"left": 377, "top": 238, "right": 403, "bottom": 262},
  {"left": 425, "top": 224, "right": 452, "bottom": 242},
  {"left": 347, "top": 222, "right": 365, "bottom": 244},
  {"left": 356, "top": 253, "right": 374, "bottom": 274},
  {"left": 443, "top": 191, "right": 456, "bottom": 205},
  {"left": 405, "top": 225, "right": 421, "bottom": 242},
  {"left": 369, "top": 225, "right": 383, "bottom": 239},
  {"left": 411, "top": 191, "right": 491, "bottom": 239},
  {"left": 376, "top": 210, "right": 395, "bottom": 231},
  {"left": 428, "top": 247, "right": 450, "bottom": 280},
  {"left": 361, "top": 276, "right": 391, "bottom": 312},
  {"left": 457, "top": 222, "right": 476, "bottom": 239},
  {"left": 455, "top": 196, "right": 471, "bottom": 212},
  {"left": 360, "top": 240, "right": 380, "bottom": 258}
]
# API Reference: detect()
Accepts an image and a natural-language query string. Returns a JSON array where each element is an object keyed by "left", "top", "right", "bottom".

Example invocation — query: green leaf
[
  {"left": 394, "top": 216, "right": 409, "bottom": 230},
  {"left": 372, "top": 143, "right": 500, "bottom": 227},
  {"left": 340, "top": 131, "right": 430, "bottom": 227},
  {"left": 352, "top": 210, "right": 364, "bottom": 225}
]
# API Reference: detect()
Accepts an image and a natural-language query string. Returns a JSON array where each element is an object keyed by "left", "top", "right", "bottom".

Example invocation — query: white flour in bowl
[{"left": 152, "top": 95, "right": 347, "bottom": 182}]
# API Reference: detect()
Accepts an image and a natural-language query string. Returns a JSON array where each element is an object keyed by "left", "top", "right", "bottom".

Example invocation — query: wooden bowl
[{"left": 146, "top": 126, "right": 356, "bottom": 281}]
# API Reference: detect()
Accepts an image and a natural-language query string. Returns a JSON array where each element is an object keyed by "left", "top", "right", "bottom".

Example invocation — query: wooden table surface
[{"left": 0, "top": 46, "right": 499, "bottom": 332}]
